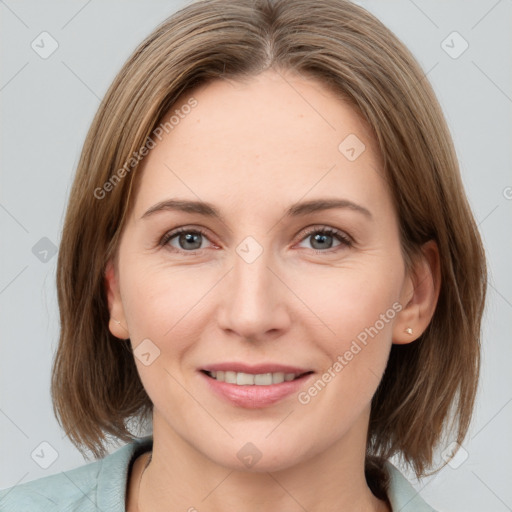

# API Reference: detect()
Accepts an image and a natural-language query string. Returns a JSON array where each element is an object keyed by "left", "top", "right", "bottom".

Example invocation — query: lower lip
[{"left": 199, "top": 371, "right": 314, "bottom": 408}]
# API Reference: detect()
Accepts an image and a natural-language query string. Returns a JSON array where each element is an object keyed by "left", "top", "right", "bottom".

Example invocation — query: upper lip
[{"left": 201, "top": 362, "right": 313, "bottom": 375}]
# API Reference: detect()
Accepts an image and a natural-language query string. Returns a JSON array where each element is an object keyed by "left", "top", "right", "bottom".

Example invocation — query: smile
[{"left": 199, "top": 366, "right": 315, "bottom": 408}]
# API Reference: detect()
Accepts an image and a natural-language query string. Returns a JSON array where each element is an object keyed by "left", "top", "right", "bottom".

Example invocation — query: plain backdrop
[{"left": 1, "top": 0, "right": 511, "bottom": 510}]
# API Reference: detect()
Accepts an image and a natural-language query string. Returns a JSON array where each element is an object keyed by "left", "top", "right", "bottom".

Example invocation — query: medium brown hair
[{"left": 52, "top": 0, "right": 487, "bottom": 493}]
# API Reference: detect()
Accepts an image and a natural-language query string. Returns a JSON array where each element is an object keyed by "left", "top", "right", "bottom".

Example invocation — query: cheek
[
  {"left": 295, "top": 263, "right": 400, "bottom": 393},
  {"left": 300, "top": 262, "right": 400, "bottom": 338},
  {"left": 293, "top": 281, "right": 397, "bottom": 430},
  {"left": 121, "top": 262, "right": 216, "bottom": 349},
  {"left": 119, "top": 264, "right": 212, "bottom": 406}
]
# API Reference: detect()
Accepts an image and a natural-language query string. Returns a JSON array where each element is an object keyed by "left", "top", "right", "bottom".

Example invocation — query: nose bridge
[
  {"left": 218, "top": 235, "right": 289, "bottom": 338},
  {"left": 232, "top": 240, "right": 275, "bottom": 314}
]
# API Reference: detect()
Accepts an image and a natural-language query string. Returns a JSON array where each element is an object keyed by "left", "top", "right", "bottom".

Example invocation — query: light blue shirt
[{"left": 0, "top": 436, "right": 436, "bottom": 511}]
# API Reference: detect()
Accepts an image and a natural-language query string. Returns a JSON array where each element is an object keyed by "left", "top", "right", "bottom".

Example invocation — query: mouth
[
  {"left": 201, "top": 369, "right": 313, "bottom": 385},
  {"left": 198, "top": 364, "right": 315, "bottom": 408}
]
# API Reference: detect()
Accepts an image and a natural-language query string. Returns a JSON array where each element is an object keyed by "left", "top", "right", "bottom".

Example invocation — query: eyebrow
[{"left": 141, "top": 198, "right": 372, "bottom": 221}]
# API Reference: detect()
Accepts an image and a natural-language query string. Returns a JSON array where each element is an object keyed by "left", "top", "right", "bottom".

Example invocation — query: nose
[{"left": 216, "top": 243, "right": 292, "bottom": 342}]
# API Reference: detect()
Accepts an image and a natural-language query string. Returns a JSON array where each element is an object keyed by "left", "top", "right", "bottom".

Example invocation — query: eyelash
[
  {"left": 159, "top": 225, "right": 353, "bottom": 255},
  {"left": 300, "top": 226, "right": 353, "bottom": 251}
]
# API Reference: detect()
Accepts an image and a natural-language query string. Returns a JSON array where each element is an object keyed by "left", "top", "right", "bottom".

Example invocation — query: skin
[{"left": 106, "top": 69, "right": 440, "bottom": 512}]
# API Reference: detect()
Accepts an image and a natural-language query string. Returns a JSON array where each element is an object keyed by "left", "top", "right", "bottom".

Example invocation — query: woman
[{"left": 0, "top": 0, "right": 487, "bottom": 510}]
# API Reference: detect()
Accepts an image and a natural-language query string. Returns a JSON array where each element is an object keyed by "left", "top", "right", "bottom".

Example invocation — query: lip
[{"left": 198, "top": 363, "right": 315, "bottom": 409}]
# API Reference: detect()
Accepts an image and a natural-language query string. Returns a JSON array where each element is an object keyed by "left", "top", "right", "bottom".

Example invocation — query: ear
[
  {"left": 104, "top": 258, "right": 129, "bottom": 340},
  {"left": 393, "top": 240, "right": 441, "bottom": 344}
]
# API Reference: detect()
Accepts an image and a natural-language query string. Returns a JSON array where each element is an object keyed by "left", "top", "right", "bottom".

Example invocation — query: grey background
[{"left": 1, "top": 0, "right": 511, "bottom": 510}]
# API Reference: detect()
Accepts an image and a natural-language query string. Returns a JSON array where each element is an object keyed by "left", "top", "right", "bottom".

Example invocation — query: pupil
[
  {"left": 181, "top": 232, "right": 201, "bottom": 250},
  {"left": 312, "top": 233, "right": 331, "bottom": 250}
]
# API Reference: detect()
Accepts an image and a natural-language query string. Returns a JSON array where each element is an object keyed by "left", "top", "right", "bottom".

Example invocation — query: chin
[{"left": 202, "top": 437, "right": 311, "bottom": 474}]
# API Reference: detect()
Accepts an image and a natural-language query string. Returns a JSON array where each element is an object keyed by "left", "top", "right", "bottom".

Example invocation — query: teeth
[
  {"left": 225, "top": 371, "right": 236, "bottom": 384},
  {"left": 254, "top": 373, "right": 272, "bottom": 385},
  {"left": 237, "top": 372, "right": 255, "bottom": 385},
  {"left": 273, "top": 372, "right": 285, "bottom": 384},
  {"left": 207, "top": 370, "right": 300, "bottom": 385}
]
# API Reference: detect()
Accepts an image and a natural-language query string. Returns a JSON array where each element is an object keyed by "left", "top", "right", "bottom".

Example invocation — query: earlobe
[
  {"left": 393, "top": 240, "right": 441, "bottom": 345},
  {"left": 104, "top": 259, "right": 129, "bottom": 340}
]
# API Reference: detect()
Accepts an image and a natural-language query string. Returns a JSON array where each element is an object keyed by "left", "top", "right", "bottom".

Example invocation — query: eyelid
[
  {"left": 294, "top": 225, "right": 353, "bottom": 252},
  {"left": 159, "top": 225, "right": 215, "bottom": 248},
  {"left": 297, "top": 224, "right": 353, "bottom": 244}
]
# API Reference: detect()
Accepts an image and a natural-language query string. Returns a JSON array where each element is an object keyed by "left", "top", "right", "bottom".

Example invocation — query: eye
[
  {"left": 159, "top": 225, "right": 353, "bottom": 255},
  {"left": 160, "top": 227, "right": 213, "bottom": 253},
  {"left": 296, "top": 226, "right": 353, "bottom": 252}
]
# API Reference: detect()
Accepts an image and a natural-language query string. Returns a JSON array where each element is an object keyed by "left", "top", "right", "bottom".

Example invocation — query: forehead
[{"left": 132, "top": 70, "right": 390, "bottom": 220}]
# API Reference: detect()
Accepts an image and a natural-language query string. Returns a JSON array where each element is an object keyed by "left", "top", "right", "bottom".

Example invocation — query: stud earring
[
  {"left": 404, "top": 327, "right": 413, "bottom": 335},
  {"left": 113, "top": 319, "right": 126, "bottom": 331}
]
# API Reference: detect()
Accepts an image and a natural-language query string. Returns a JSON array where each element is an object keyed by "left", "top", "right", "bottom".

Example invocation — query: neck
[{"left": 131, "top": 412, "right": 390, "bottom": 512}]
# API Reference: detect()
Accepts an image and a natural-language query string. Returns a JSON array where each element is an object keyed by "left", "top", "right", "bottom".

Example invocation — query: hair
[{"left": 51, "top": 0, "right": 487, "bottom": 498}]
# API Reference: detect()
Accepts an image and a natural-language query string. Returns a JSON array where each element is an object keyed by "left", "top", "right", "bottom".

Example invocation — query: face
[{"left": 106, "top": 70, "right": 418, "bottom": 472}]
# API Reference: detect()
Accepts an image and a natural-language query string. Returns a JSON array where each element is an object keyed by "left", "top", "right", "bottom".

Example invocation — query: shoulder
[
  {"left": 0, "top": 436, "right": 153, "bottom": 512},
  {"left": 385, "top": 461, "right": 438, "bottom": 512}
]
